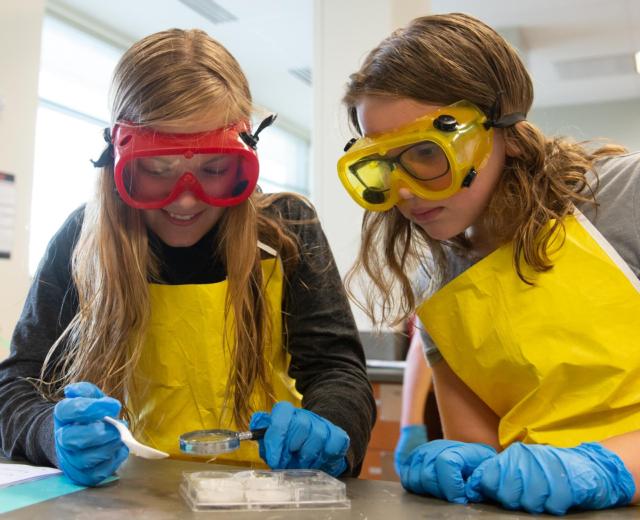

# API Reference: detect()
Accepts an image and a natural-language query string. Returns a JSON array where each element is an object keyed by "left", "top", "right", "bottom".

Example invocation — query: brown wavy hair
[
  {"left": 343, "top": 13, "right": 626, "bottom": 327},
  {"left": 40, "top": 29, "right": 303, "bottom": 429}
]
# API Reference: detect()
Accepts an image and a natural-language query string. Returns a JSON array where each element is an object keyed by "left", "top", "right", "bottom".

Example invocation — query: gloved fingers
[
  {"left": 419, "top": 455, "right": 443, "bottom": 499},
  {"left": 405, "top": 451, "right": 430, "bottom": 495},
  {"left": 435, "top": 444, "right": 496, "bottom": 504},
  {"left": 54, "top": 396, "right": 121, "bottom": 425},
  {"left": 57, "top": 438, "right": 126, "bottom": 469},
  {"left": 323, "top": 456, "right": 348, "bottom": 477},
  {"left": 64, "top": 382, "right": 105, "bottom": 399},
  {"left": 519, "top": 466, "right": 551, "bottom": 514},
  {"left": 263, "top": 401, "right": 296, "bottom": 468},
  {"left": 540, "top": 453, "right": 574, "bottom": 515},
  {"left": 434, "top": 451, "right": 469, "bottom": 504},
  {"left": 249, "top": 411, "right": 271, "bottom": 431},
  {"left": 285, "top": 409, "right": 312, "bottom": 453},
  {"left": 297, "top": 418, "right": 330, "bottom": 469},
  {"left": 55, "top": 421, "right": 121, "bottom": 450},
  {"left": 465, "top": 458, "right": 496, "bottom": 503},
  {"left": 60, "top": 445, "right": 128, "bottom": 486},
  {"left": 323, "top": 422, "right": 349, "bottom": 459}
]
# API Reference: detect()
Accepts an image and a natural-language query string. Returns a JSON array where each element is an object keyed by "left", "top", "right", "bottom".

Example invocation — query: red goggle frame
[{"left": 112, "top": 121, "right": 259, "bottom": 209}]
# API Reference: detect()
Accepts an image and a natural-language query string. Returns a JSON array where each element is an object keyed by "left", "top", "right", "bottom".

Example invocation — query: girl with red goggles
[{"left": 1, "top": 28, "right": 374, "bottom": 488}]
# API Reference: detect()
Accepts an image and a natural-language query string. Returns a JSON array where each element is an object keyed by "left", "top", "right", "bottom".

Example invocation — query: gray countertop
[
  {"left": 3, "top": 457, "right": 639, "bottom": 519},
  {"left": 366, "top": 359, "right": 404, "bottom": 384}
]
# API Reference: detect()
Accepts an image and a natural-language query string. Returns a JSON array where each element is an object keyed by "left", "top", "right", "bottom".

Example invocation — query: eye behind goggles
[{"left": 337, "top": 100, "right": 523, "bottom": 211}]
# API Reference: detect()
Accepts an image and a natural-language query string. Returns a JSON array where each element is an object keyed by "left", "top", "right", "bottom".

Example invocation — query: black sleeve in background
[
  {"left": 0, "top": 208, "right": 83, "bottom": 467},
  {"left": 275, "top": 196, "right": 376, "bottom": 477}
]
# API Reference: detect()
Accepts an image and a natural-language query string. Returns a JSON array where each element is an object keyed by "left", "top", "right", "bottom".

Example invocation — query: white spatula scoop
[{"left": 104, "top": 416, "right": 169, "bottom": 459}]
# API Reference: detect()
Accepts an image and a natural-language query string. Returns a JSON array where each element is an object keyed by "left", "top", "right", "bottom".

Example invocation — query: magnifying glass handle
[
  {"left": 237, "top": 428, "right": 267, "bottom": 442},
  {"left": 250, "top": 427, "right": 267, "bottom": 440}
]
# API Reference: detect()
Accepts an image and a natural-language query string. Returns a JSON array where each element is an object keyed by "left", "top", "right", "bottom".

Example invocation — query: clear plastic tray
[{"left": 180, "top": 469, "right": 350, "bottom": 511}]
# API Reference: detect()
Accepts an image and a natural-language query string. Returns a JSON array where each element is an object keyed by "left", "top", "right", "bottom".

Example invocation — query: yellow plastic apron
[
  {"left": 128, "top": 253, "right": 302, "bottom": 466},
  {"left": 417, "top": 213, "right": 640, "bottom": 448}
]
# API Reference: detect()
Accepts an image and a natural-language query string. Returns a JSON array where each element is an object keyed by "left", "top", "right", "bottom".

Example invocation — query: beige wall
[
  {"left": 0, "top": 1, "right": 46, "bottom": 358},
  {"left": 530, "top": 98, "right": 640, "bottom": 151},
  {"left": 311, "top": 0, "right": 430, "bottom": 331}
]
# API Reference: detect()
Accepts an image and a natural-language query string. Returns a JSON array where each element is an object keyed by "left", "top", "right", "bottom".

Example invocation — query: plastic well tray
[{"left": 180, "top": 469, "right": 350, "bottom": 511}]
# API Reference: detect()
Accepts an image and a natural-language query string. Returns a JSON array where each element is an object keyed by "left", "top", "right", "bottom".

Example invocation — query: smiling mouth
[
  {"left": 168, "top": 212, "right": 197, "bottom": 221},
  {"left": 161, "top": 209, "right": 204, "bottom": 225}
]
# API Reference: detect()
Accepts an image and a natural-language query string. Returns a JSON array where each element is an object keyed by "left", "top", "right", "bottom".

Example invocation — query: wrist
[
  {"left": 577, "top": 442, "right": 636, "bottom": 506},
  {"left": 400, "top": 424, "right": 427, "bottom": 437}
]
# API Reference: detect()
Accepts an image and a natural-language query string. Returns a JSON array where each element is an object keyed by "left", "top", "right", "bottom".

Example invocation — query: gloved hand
[
  {"left": 250, "top": 401, "right": 350, "bottom": 477},
  {"left": 398, "top": 439, "right": 496, "bottom": 504},
  {"left": 394, "top": 424, "right": 428, "bottom": 476},
  {"left": 53, "top": 382, "right": 129, "bottom": 486},
  {"left": 466, "top": 442, "right": 635, "bottom": 515}
]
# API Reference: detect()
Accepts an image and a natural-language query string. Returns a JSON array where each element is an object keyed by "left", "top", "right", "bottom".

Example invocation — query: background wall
[
  {"left": 312, "top": 0, "right": 429, "bottom": 331},
  {"left": 530, "top": 98, "right": 640, "bottom": 151},
  {"left": 1, "top": 0, "right": 639, "bottom": 359},
  {"left": 0, "top": 1, "right": 46, "bottom": 357}
]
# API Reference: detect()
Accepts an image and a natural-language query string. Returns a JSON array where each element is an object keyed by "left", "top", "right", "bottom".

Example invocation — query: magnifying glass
[{"left": 179, "top": 428, "right": 267, "bottom": 455}]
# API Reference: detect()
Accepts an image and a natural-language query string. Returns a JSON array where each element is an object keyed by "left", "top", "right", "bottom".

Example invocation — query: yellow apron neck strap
[
  {"left": 573, "top": 209, "right": 640, "bottom": 292},
  {"left": 258, "top": 240, "right": 277, "bottom": 257}
]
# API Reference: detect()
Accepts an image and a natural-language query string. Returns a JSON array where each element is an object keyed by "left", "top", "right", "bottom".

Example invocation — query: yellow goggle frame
[{"left": 337, "top": 100, "right": 493, "bottom": 211}]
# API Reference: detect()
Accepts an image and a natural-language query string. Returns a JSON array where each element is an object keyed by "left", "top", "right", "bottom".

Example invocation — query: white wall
[
  {"left": 0, "top": 1, "right": 46, "bottom": 357},
  {"left": 311, "top": 0, "right": 430, "bottom": 331},
  {"left": 530, "top": 98, "right": 640, "bottom": 151}
]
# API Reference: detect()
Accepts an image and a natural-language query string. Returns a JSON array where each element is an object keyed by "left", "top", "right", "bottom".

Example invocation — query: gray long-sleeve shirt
[{"left": 0, "top": 195, "right": 375, "bottom": 476}]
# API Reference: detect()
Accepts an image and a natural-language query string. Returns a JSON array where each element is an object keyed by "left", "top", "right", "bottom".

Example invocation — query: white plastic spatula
[{"left": 103, "top": 416, "right": 169, "bottom": 459}]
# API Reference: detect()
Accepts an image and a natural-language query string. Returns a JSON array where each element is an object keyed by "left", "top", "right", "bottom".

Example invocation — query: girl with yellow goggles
[
  {"left": 337, "top": 100, "right": 524, "bottom": 211},
  {"left": 340, "top": 11, "right": 640, "bottom": 517}
]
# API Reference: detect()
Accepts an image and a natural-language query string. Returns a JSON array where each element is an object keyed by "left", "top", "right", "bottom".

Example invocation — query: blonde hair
[
  {"left": 40, "top": 29, "right": 301, "bottom": 429},
  {"left": 344, "top": 13, "right": 626, "bottom": 327}
]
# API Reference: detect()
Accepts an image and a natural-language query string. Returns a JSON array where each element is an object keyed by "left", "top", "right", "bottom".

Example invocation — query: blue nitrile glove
[
  {"left": 249, "top": 401, "right": 350, "bottom": 477},
  {"left": 394, "top": 424, "right": 428, "bottom": 476},
  {"left": 466, "top": 442, "right": 635, "bottom": 515},
  {"left": 399, "top": 439, "right": 497, "bottom": 504},
  {"left": 53, "top": 381, "right": 129, "bottom": 486}
]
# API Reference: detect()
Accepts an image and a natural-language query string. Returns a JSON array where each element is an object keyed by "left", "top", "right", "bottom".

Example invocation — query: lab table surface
[{"left": 2, "top": 457, "right": 639, "bottom": 519}]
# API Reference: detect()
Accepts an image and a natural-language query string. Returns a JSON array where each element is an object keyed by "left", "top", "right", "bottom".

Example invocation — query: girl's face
[
  {"left": 356, "top": 96, "right": 506, "bottom": 246},
  {"left": 140, "top": 116, "right": 229, "bottom": 247}
]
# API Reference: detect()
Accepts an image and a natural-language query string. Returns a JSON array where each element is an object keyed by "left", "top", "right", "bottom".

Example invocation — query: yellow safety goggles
[{"left": 338, "top": 100, "right": 509, "bottom": 211}]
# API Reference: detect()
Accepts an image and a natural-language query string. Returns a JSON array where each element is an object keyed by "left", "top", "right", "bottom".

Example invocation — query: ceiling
[
  {"left": 431, "top": 0, "right": 640, "bottom": 110},
  {"left": 48, "top": 0, "right": 640, "bottom": 135}
]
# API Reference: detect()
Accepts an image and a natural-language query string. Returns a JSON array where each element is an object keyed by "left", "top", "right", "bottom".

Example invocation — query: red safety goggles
[{"left": 112, "top": 120, "right": 260, "bottom": 209}]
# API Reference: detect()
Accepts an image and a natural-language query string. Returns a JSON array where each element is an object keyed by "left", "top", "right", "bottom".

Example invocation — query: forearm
[
  {"left": 0, "top": 377, "right": 56, "bottom": 465},
  {"left": 401, "top": 333, "right": 431, "bottom": 427},
  {"left": 601, "top": 430, "right": 640, "bottom": 503},
  {"left": 431, "top": 359, "right": 500, "bottom": 449},
  {"left": 302, "top": 369, "right": 375, "bottom": 475}
]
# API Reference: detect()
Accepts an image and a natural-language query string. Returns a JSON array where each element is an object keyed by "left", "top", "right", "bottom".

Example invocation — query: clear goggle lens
[{"left": 121, "top": 152, "right": 249, "bottom": 204}]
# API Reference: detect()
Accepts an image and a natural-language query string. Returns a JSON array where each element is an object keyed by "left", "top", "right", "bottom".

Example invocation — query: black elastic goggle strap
[
  {"left": 483, "top": 112, "right": 526, "bottom": 129},
  {"left": 483, "top": 92, "right": 526, "bottom": 129},
  {"left": 91, "top": 127, "right": 114, "bottom": 168},
  {"left": 240, "top": 114, "right": 278, "bottom": 150}
]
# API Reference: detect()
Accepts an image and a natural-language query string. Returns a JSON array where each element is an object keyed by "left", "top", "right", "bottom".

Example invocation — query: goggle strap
[
  {"left": 91, "top": 126, "right": 114, "bottom": 168},
  {"left": 240, "top": 113, "right": 278, "bottom": 149},
  {"left": 484, "top": 112, "right": 526, "bottom": 129}
]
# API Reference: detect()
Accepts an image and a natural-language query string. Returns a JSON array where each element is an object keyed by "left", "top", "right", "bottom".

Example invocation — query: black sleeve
[
  {"left": 0, "top": 208, "right": 83, "bottom": 466},
  {"left": 274, "top": 196, "right": 376, "bottom": 477}
]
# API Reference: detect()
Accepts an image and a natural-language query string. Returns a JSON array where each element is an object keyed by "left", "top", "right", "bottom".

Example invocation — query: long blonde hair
[
  {"left": 40, "top": 29, "right": 300, "bottom": 429},
  {"left": 344, "top": 13, "right": 626, "bottom": 327}
]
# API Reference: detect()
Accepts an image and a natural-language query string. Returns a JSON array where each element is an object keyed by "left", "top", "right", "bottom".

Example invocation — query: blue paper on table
[{"left": 0, "top": 465, "right": 117, "bottom": 514}]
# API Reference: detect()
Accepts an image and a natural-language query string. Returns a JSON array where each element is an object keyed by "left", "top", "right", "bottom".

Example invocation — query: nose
[
  {"left": 398, "top": 187, "right": 415, "bottom": 200},
  {"left": 171, "top": 190, "right": 199, "bottom": 210}
]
